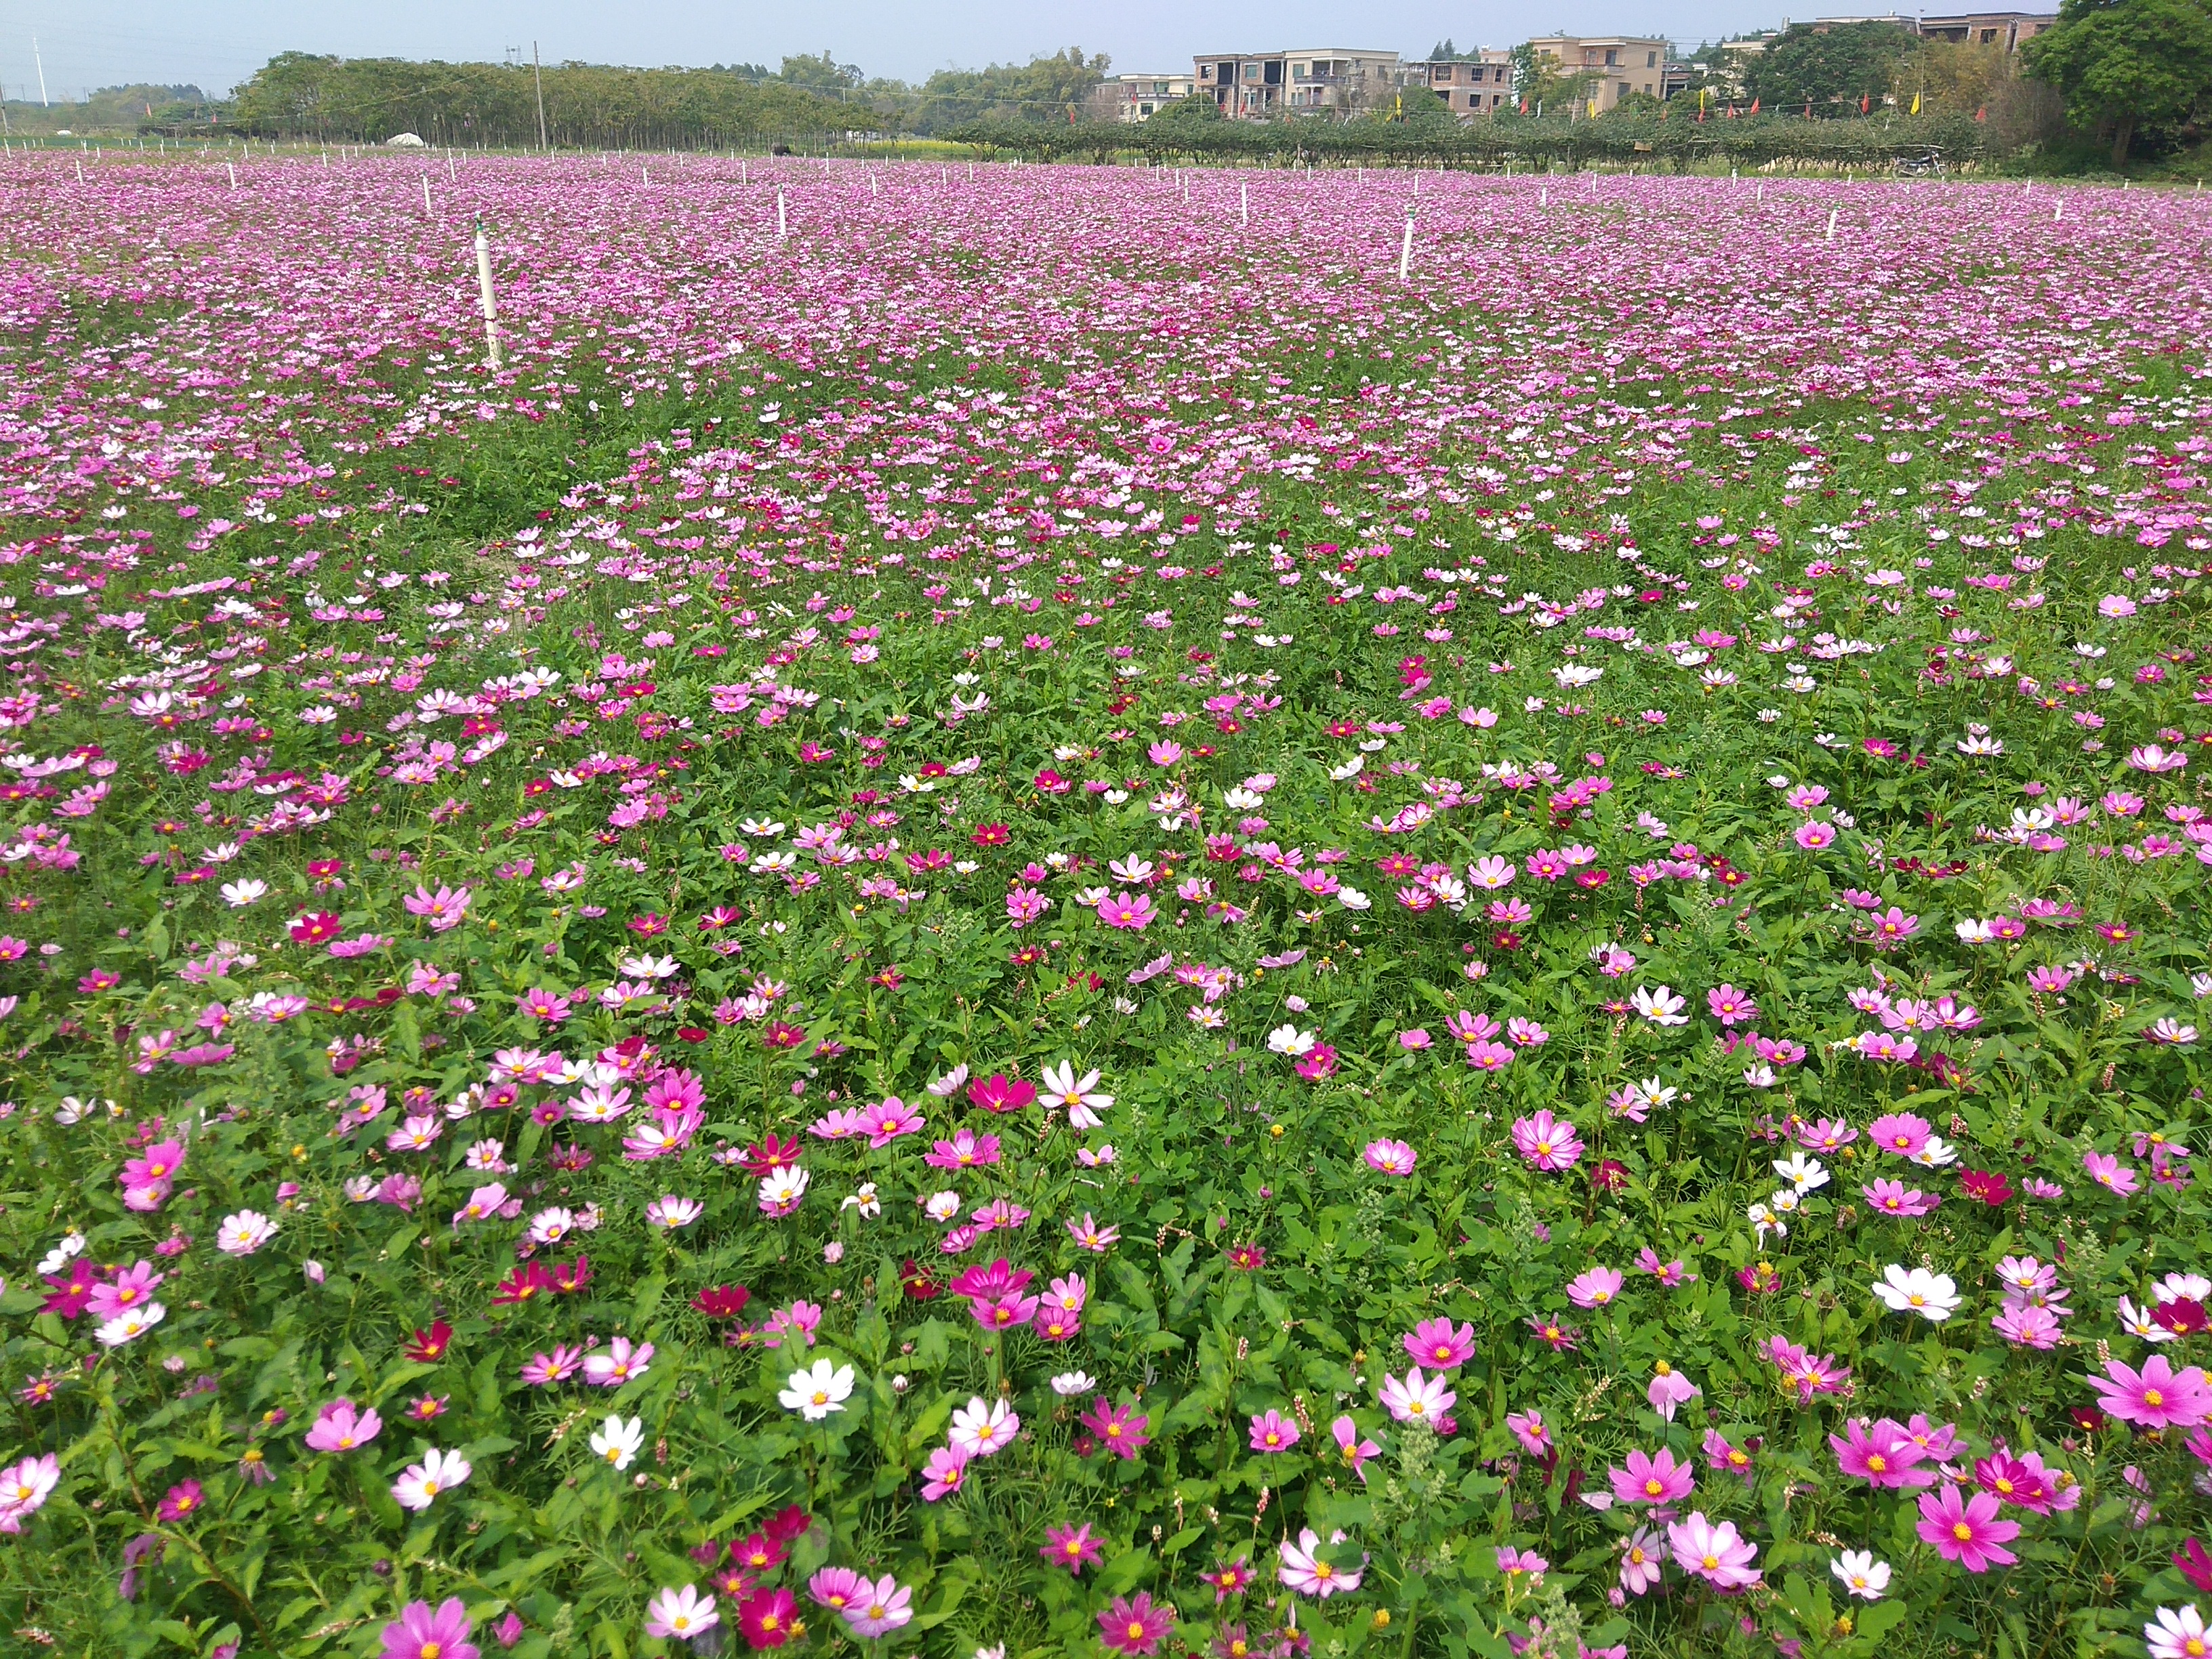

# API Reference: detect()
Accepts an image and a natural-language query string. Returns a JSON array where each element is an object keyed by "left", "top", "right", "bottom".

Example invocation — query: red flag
[
  {"left": 1748, "top": 97, "right": 1759, "bottom": 113},
  {"left": 1860, "top": 93, "right": 1870, "bottom": 114},
  {"left": 1804, "top": 100, "right": 1812, "bottom": 118},
  {"left": 1519, "top": 98, "right": 1528, "bottom": 114},
  {"left": 1974, "top": 105, "right": 1986, "bottom": 121}
]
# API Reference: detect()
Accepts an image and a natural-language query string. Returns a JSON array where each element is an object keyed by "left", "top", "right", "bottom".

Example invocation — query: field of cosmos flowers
[{"left": 0, "top": 145, "right": 2209, "bottom": 1659}]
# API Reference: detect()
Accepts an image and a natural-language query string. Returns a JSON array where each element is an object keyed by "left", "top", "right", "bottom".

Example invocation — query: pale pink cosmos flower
[
  {"left": 1248, "top": 1410, "right": 1300, "bottom": 1453},
  {"left": 2091, "top": 1355, "right": 2212, "bottom": 1428},
  {"left": 1666, "top": 1512, "right": 1760, "bottom": 1589},
  {"left": 1330, "top": 1416, "right": 1380, "bottom": 1480},
  {"left": 1378, "top": 1366, "right": 1456, "bottom": 1426},
  {"left": 1511, "top": 1110, "right": 1584, "bottom": 1172},
  {"left": 304, "top": 1397, "right": 382, "bottom": 1453},
  {"left": 1277, "top": 1528, "right": 1364, "bottom": 1599},
  {"left": 1362, "top": 1138, "right": 1416, "bottom": 1176},
  {"left": 1567, "top": 1265, "right": 1624, "bottom": 1309},
  {"left": 1647, "top": 1362, "right": 1700, "bottom": 1420}
]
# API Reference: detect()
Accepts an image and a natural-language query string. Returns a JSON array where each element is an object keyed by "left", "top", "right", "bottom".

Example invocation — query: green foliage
[
  {"left": 2024, "top": 0, "right": 2212, "bottom": 162},
  {"left": 226, "top": 53, "right": 861, "bottom": 146},
  {"left": 1744, "top": 22, "right": 1922, "bottom": 112}
]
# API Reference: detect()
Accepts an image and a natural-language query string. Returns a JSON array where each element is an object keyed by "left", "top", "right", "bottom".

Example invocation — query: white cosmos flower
[
  {"left": 220, "top": 878, "right": 268, "bottom": 907},
  {"left": 216, "top": 1210, "right": 278, "bottom": 1256},
  {"left": 1267, "top": 1025, "right": 1317, "bottom": 1056},
  {"left": 1631, "top": 985, "right": 1689, "bottom": 1025},
  {"left": 1831, "top": 1551, "right": 1891, "bottom": 1600},
  {"left": 1050, "top": 1372, "right": 1098, "bottom": 1397},
  {"left": 1039, "top": 1061, "right": 1113, "bottom": 1130},
  {"left": 1871, "top": 1264, "right": 1960, "bottom": 1322},
  {"left": 96, "top": 1303, "right": 166, "bottom": 1346},
  {"left": 778, "top": 1359, "right": 855, "bottom": 1421},
  {"left": 590, "top": 1414, "right": 645, "bottom": 1470}
]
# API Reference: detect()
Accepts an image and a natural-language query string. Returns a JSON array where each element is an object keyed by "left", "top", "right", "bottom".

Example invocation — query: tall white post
[
  {"left": 226, "top": 161, "right": 237, "bottom": 189},
  {"left": 1825, "top": 207, "right": 1837, "bottom": 241},
  {"left": 777, "top": 189, "right": 787, "bottom": 239},
  {"left": 1398, "top": 205, "right": 1415, "bottom": 282},
  {"left": 474, "top": 217, "right": 502, "bottom": 371},
  {"left": 423, "top": 174, "right": 432, "bottom": 216},
  {"left": 1240, "top": 180, "right": 1248, "bottom": 225}
]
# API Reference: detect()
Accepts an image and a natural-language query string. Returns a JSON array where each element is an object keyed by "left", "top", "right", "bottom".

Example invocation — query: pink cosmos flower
[
  {"left": 1248, "top": 1410, "right": 1300, "bottom": 1453},
  {"left": 1566, "top": 1266, "right": 1624, "bottom": 1309},
  {"left": 841, "top": 1575, "right": 913, "bottom": 1639},
  {"left": 1097, "top": 1591, "right": 1175, "bottom": 1655},
  {"left": 1666, "top": 1513, "right": 1761, "bottom": 1590},
  {"left": 859, "top": 1097, "right": 924, "bottom": 1148},
  {"left": 1404, "top": 1317, "right": 1476, "bottom": 1370},
  {"left": 1702, "top": 1429, "right": 1754, "bottom": 1484},
  {"left": 1042, "top": 1521, "right": 1104, "bottom": 1574},
  {"left": 305, "top": 1397, "right": 382, "bottom": 1453},
  {"left": 1706, "top": 984, "right": 1759, "bottom": 1025},
  {"left": 403, "top": 884, "right": 472, "bottom": 932},
  {"left": 377, "top": 1597, "right": 478, "bottom": 1659},
  {"left": 1793, "top": 821, "right": 1837, "bottom": 851},
  {"left": 2083, "top": 1150, "right": 2140, "bottom": 1196},
  {"left": 1829, "top": 1419, "right": 1935, "bottom": 1489},
  {"left": 1863, "top": 1178, "right": 1940, "bottom": 1218},
  {"left": 582, "top": 1337, "right": 653, "bottom": 1387},
  {"left": 920, "top": 1446, "right": 971, "bottom": 1502},
  {"left": 1330, "top": 1416, "right": 1380, "bottom": 1480},
  {"left": 2091, "top": 1355, "right": 2212, "bottom": 1429},
  {"left": 1610, "top": 1447, "right": 1695, "bottom": 1507},
  {"left": 1866, "top": 1112, "right": 1932, "bottom": 1157},
  {"left": 1992, "top": 1303, "right": 2063, "bottom": 1349},
  {"left": 1466, "top": 1038, "right": 1516, "bottom": 1072},
  {"left": 1647, "top": 1362, "right": 1700, "bottom": 1420},
  {"left": 1506, "top": 1409, "right": 1553, "bottom": 1456},
  {"left": 1095, "top": 891, "right": 1156, "bottom": 930},
  {"left": 1511, "top": 1110, "right": 1584, "bottom": 1172},
  {"left": 1363, "top": 1138, "right": 1417, "bottom": 1175},
  {"left": 1078, "top": 1398, "right": 1151, "bottom": 1459},
  {"left": 1378, "top": 1366, "right": 1455, "bottom": 1425},
  {"left": 1619, "top": 1528, "right": 1668, "bottom": 1596},
  {"left": 1915, "top": 1486, "right": 2021, "bottom": 1572}
]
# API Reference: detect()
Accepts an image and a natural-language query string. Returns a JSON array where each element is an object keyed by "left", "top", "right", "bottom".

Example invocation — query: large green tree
[
  {"left": 2024, "top": 0, "right": 2212, "bottom": 163},
  {"left": 1744, "top": 21, "right": 1917, "bottom": 112}
]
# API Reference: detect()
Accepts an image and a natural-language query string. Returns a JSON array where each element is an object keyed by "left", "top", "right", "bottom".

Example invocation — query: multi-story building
[
  {"left": 1193, "top": 49, "right": 1400, "bottom": 117},
  {"left": 1400, "top": 50, "right": 1518, "bottom": 115},
  {"left": 1524, "top": 35, "right": 1674, "bottom": 109},
  {"left": 1914, "top": 10, "right": 2056, "bottom": 49},
  {"left": 1104, "top": 72, "right": 1195, "bottom": 121}
]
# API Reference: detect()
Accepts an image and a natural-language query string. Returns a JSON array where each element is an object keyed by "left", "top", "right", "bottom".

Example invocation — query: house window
[
  {"left": 1980, "top": 27, "right": 1998, "bottom": 41},
  {"left": 1647, "top": 51, "right": 1658, "bottom": 66},
  {"left": 1605, "top": 49, "right": 1618, "bottom": 64},
  {"left": 1292, "top": 62, "right": 1308, "bottom": 78}
]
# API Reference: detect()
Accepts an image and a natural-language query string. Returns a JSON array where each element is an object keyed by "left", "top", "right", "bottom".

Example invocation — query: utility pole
[{"left": 533, "top": 42, "right": 549, "bottom": 151}]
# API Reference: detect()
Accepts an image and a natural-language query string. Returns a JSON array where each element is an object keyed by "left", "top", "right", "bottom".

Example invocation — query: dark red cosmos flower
[
  {"left": 1736, "top": 1262, "right": 1782, "bottom": 1294},
  {"left": 676, "top": 1027, "right": 710, "bottom": 1044},
  {"left": 2155, "top": 1297, "right": 2211, "bottom": 1336},
  {"left": 740, "top": 1136, "right": 802, "bottom": 1176},
  {"left": 971, "top": 823, "right": 1010, "bottom": 846},
  {"left": 2069, "top": 1406, "right": 2108, "bottom": 1432},
  {"left": 711, "top": 1565, "right": 758, "bottom": 1599},
  {"left": 1959, "top": 1170, "right": 2014, "bottom": 1206},
  {"left": 404, "top": 1321, "right": 454, "bottom": 1363},
  {"left": 1227, "top": 1244, "right": 1267, "bottom": 1271},
  {"left": 306, "top": 859, "right": 344, "bottom": 879},
  {"left": 1492, "top": 931, "right": 1523, "bottom": 951},
  {"left": 289, "top": 911, "right": 342, "bottom": 945},
  {"left": 628, "top": 913, "right": 670, "bottom": 938},
  {"left": 764, "top": 1505, "right": 812, "bottom": 1543},
  {"left": 1591, "top": 1159, "right": 1629, "bottom": 1192},
  {"left": 899, "top": 1261, "right": 940, "bottom": 1301},
  {"left": 491, "top": 1265, "right": 557, "bottom": 1306},
  {"left": 761, "top": 1021, "right": 807, "bottom": 1050},
  {"left": 697, "top": 906, "right": 741, "bottom": 932},
  {"left": 692, "top": 1285, "right": 752, "bottom": 1319}
]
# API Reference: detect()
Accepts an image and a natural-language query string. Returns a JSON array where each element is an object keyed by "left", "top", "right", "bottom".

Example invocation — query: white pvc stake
[
  {"left": 227, "top": 161, "right": 237, "bottom": 188},
  {"left": 1240, "top": 180, "right": 1248, "bottom": 225},
  {"left": 447, "top": 153, "right": 455, "bottom": 183},
  {"left": 741, "top": 157, "right": 748, "bottom": 183},
  {"left": 1825, "top": 207, "right": 1837, "bottom": 241},
  {"left": 2054, "top": 200, "right": 2063, "bottom": 221},
  {"left": 1540, "top": 186, "right": 1547, "bottom": 206},
  {"left": 643, "top": 163, "right": 650, "bottom": 186},
  {"left": 968, "top": 161, "right": 975, "bottom": 181},
  {"left": 1758, "top": 181, "right": 1765, "bottom": 203},
  {"left": 872, "top": 171, "right": 879, "bottom": 196},
  {"left": 777, "top": 189, "right": 787, "bottom": 239},
  {"left": 1398, "top": 206, "right": 1415, "bottom": 281},
  {"left": 423, "top": 175, "right": 433, "bottom": 216},
  {"left": 474, "top": 217, "right": 502, "bottom": 370}
]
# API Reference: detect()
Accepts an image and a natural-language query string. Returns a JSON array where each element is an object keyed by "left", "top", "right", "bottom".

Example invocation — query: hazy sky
[{"left": 4, "top": 0, "right": 1801, "bottom": 102}]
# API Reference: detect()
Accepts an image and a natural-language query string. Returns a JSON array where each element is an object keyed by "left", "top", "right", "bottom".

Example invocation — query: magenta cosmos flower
[
  {"left": 2091, "top": 1354, "right": 2212, "bottom": 1429},
  {"left": 1097, "top": 1591, "right": 1175, "bottom": 1654},
  {"left": 1248, "top": 1409, "right": 1300, "bottom": 1453},
  {"left": 1828, "top": 1419, "right": 1935, "bottom": 1489},
  {"left": 1609, "top": 1447, "right": 1694, "bottom": 1507},
  {"left": 1403, "top": 1317, "right": 1476, "bottom": 1370},
  {"left": 1511, "top": 1110, "right": 1584, "bottom": 1172},
  {"left": 1566, "top": 1266, "right": 1624, "bottom": 1309},
  {"left": 378, "top": 1597, "right": 478, "bottom": 1659},
  {"left": 1915, "top": 1486, "right": 2021, "bottom": 1572},
  {"left": 1094, "top": 891, "right": 1156, "bottom": 930}
]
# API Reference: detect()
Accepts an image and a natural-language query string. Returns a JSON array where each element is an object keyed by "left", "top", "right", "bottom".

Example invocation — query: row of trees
[
  {"left": 221, "top": 48, "right": 1120, "bottom": 145},
  {"left": 224, "top": 54, "right": 857, "bottom": 146}
]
